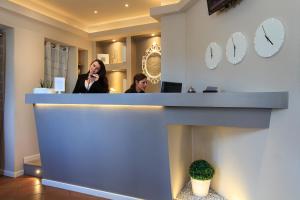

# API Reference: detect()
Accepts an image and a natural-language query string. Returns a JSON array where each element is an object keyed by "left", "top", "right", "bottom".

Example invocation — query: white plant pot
[
  {"left": 33, "top": 88, "right": 56, "bottom": 94},
  {"left": 191, "top": 177, "right": 211, "bottom": 197}
]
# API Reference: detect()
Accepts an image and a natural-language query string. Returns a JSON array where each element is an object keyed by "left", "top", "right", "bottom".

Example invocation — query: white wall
[
  {"left": 161, "top": 13, "right": 187, "bottom": 86},
  {"left": 0, "top": 7, "right": 92, "bottom": 175},
  {"left": 14, "top": 28, "right": 43, "bottom": 174},
  {"left": 161, "top": 0, "right": 300, "bottom": 199}
]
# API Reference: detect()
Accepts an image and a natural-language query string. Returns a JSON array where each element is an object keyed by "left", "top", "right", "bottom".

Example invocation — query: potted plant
[
  {"left": 33, "top": 79, "right": 55, "bottom": 94},
  {"left": 189, "top": 160, "right": 215, "bottom": 197}
]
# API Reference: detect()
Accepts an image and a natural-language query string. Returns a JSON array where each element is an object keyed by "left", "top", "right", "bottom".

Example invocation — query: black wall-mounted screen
[{"left": 207, "top": 0, "right": 233, "bottom": 15}]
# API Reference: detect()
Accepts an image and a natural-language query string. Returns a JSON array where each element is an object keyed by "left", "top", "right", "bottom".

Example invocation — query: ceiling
[{"left": 9, "top": 0, "right": 180, "bottom": 33}]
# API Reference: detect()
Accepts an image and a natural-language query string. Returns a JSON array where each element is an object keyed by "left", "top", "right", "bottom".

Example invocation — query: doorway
[
  {"left": 78, "top": 49, "right": 88, "bottom": 75},
  {"left": 0, "top": 31, "right": 5, "bottom": 171}
]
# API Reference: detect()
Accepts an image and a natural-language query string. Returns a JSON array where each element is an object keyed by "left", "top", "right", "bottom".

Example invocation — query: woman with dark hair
[
  {"left": 73, "top": 59, "right": 109, "bottom": 93},
  {"left": 125, "top": 73, "right": 148, "bottom": 93}
]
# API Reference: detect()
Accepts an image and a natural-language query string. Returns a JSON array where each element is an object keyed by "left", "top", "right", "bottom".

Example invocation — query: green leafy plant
[
  {"left": 189, "top": 160, "right": 215, "bottom": 180},
  {"left": 40, "top": 79, "right": 53, "bottom": 88}
]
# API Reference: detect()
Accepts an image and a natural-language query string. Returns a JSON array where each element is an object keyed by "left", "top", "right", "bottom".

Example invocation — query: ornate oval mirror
[{"left": 142, "top": 43, "right": 161, "bottom": 84}]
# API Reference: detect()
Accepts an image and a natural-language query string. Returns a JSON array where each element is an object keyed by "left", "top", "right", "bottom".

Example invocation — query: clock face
[
  {"left": 226, "top": 32, "right": 248, "bottom": 64},
  {"left": 205, "top": 42, "right": 222, "bottom": 70},
  {"left": 254, "top": 18, "right": 285, "bottom": 58}
]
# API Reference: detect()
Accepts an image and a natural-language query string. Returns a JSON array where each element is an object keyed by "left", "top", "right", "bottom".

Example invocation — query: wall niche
[{"left": 95, "top": 34, "right": 161, "bottom": 93}]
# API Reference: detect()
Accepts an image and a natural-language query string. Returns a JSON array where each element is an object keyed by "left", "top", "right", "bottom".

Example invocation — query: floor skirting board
[
  {"left": 2, "top": 169, "right": 24, "bottom": 177},
  {"left": 42, "top": 179, "right": 143, "bottom": 200}
]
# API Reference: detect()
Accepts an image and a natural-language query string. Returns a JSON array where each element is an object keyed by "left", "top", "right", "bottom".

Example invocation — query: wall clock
[
  {"left": 254, "top": 18, "right": 285, "bottom": 58},
  {"left": 205, "top": 42, "right": 222, "bottom": 69},
  {"left": 226, "top": 32, "right": 248, "bottom": 64}
]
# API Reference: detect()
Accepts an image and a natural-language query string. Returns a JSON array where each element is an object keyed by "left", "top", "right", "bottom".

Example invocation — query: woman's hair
[
  {"left": 90, "top": 59, "right": 109, "bottom": 92},
  {"left": 91, "top": 59, "right": 107, "bottom": 77},
  {"left": 129, "top": 73, "right": 147, "bottom": 89}
]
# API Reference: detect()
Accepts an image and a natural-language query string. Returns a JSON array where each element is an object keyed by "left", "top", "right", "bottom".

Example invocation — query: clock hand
[
  {"left": 265, "top": 35, "right": 274, "bottom": 45},
  {"left": 210, "top": 46, "right": 213, "bottom": 59},
  {"left": 232, "top": 37, "right": 236, "bottom": 57},
  {"left": 262, "top": 25, "right": 274, "bottom": 45}
]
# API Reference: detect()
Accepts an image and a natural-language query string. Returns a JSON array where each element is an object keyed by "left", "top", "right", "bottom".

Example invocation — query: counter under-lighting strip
[{"left": 34, "top": 104, "right": 164, "bottom": 110}]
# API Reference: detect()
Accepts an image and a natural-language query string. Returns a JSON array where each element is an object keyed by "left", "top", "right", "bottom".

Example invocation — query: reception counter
[{"left": 25, "top": 92, "right": 288, "bottom": 200}]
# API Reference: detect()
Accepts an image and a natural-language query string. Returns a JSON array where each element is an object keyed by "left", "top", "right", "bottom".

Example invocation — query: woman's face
[
  {"left": 89, "top": 61, "right": 101, "bottom": 75},
  {"left": 136, "top": 78, "right": 148, "bottom": 92}
]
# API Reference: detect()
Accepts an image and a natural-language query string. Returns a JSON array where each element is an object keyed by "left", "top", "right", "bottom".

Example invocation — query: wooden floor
[{"left": 0, "top": 175, "right": 109, "bottom": 200}]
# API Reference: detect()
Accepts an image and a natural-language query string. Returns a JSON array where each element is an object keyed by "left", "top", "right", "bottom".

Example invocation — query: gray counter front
[{"left": 25, "top": 92, "right": 288, "bottom": 200}]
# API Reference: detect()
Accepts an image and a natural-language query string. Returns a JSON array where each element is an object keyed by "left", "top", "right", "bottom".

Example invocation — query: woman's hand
[{"left": 89, "top": 74, "right": 99, "bottom": 82}]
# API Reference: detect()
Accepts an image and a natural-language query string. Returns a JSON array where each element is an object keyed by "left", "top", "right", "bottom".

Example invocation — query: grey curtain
[{"left": 44, "top": 41, "right": 69, "bottom": 84}]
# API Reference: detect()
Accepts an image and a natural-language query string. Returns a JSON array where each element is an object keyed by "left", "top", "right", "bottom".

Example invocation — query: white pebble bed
[{"left": 176, "top": 182, "right": 226, "bottom": 200}]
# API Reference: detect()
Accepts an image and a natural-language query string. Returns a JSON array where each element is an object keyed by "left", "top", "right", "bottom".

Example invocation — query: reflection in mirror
[{"left": 147, "top": 52, "right": 161, "bottom": 77}]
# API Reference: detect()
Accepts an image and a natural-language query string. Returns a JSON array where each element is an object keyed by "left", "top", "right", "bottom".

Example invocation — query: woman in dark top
[
  {"left": 125, "top": 73, "right": 148, "bottom": 93},
  {"left": 73, "top": 59, "right": 109, "bottom": 93}
]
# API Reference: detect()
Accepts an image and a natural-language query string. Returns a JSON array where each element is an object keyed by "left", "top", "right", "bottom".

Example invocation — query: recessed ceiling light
[
  {"left": 94, "top": 10, "right": 98, "bottom": 14},
  {"left": 125, "top": 3, "right": 129, "bottom": 7},
  {"left": 151, "top": 33, "right": 155, "bottom": 37},
  {"left": 112, "top": 39, "right": 116, "bottom": 42}
]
